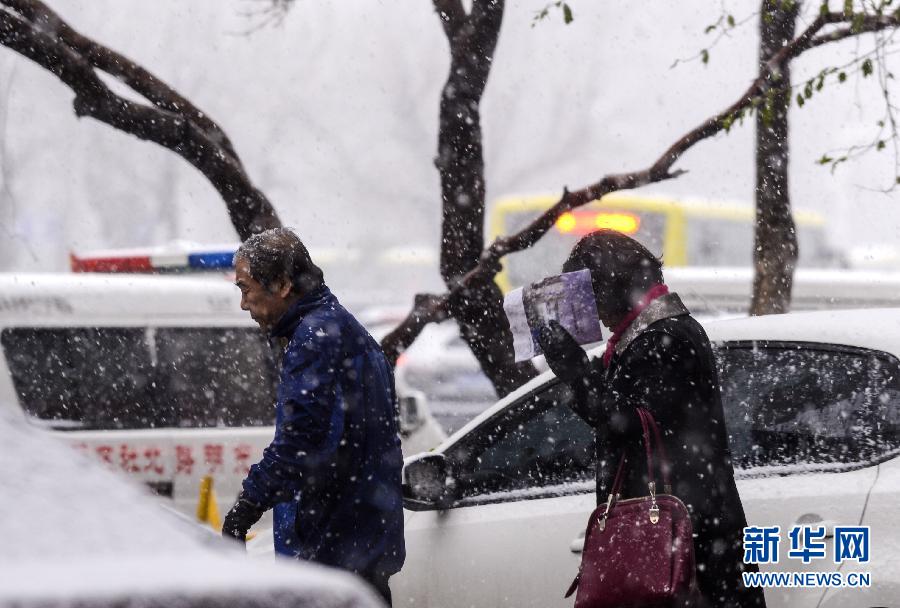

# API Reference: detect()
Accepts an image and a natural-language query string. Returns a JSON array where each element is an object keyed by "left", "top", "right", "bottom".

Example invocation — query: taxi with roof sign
[{"left": 0, "top": 242, "right": 444, "bottom": 528}]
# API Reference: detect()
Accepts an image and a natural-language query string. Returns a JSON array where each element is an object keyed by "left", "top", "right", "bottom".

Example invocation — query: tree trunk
[
  {"left": 382, "top": 7, "right": 900, "bottom": 363},
  {"left": 0, "top": 0, "right": 280, "bottom": 241},
  {"left": 751, "top": 0, "right": 800, "bottom": 316},
  {"left": 433, "top": 0, "right": 536, "bottom": 397}
]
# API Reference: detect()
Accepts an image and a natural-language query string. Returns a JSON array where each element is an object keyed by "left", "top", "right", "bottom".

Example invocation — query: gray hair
[{"left": 234, "top": 228, "right": 324, "bottom": 294}]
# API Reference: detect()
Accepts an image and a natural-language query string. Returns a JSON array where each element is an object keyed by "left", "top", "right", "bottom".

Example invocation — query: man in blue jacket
[{"left": 222, "top": 228, "right": 405, "bottom": 604}]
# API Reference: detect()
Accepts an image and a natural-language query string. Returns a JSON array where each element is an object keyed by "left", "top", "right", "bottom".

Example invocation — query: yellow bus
[{"left": 489, "top": 193, "right": 840, "bottom": 292}]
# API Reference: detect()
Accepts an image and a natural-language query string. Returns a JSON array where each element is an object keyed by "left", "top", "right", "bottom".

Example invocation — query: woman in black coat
[{"left": 538, "top": 230, "right": 766, "bottom": 608}]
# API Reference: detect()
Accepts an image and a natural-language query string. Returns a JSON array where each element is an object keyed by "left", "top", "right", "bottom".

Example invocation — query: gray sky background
[{"left": 0, "top": 1, "right": 897, "bottom": 300}]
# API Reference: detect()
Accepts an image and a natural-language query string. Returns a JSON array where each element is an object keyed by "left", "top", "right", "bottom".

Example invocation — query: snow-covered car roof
[
  {"left": 660, "top": 267, "right": 900, "bottom": 312},
  {"left": 0, "top": 273, "right": 246, "bottom": 325},
  {"left": 428, "top": 308, "right": 900, "bottom": 453},
  {"left": 701, "top": 307, "right": 900, "bottom": 355},
  {"left": 1, "top": 409, "right": 383, "bottom": 608}
]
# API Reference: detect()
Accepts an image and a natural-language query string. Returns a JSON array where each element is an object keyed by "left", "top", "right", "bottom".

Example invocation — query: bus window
[
  {"left": 684, "top": 217, "right": 839, "bottom": 268},
  {"left": 798, "top": 225, "right": 843, "bottom": 268},
  {"left": 685, "top": 218, "right": 754, "bottom": 266},
  {"left": 499, "top": 206, "right": 666, "bottom": 291},
  {"left": 490, "top": 194, "right": 837, "bottom": 291}
]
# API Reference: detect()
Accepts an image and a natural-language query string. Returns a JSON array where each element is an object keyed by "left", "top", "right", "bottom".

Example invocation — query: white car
[
  {"left": 0, "top": 407, "right": 383, "bottom": 608},
  {"left": 394, "top": 269, "right": 900, "bottom": 435},
  {"left": 395, "top": 321, "right": 499, "bottom": 434},
  {"left": 393, "top": 308, "right": 900, "bottom": 608},
  {"left": 0, "top": 272, "right": 443, "bottom": 525}
]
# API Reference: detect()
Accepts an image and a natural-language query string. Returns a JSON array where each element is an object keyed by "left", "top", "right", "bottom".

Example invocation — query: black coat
[{"left": 569, "top": 295, "right": 766, "bottom": 607}]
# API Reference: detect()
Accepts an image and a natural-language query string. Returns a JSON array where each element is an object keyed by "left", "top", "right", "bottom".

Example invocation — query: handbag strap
[
  {"left": 602, "top": 407, "right": 672, "bottom": 520},
  {"left": 636, "top": 408, "right": 656, "bottom": 489},
  {"left": 636, "top": 407, "right": 672, "bottom": 492},
  {"left": 605, "top": 453, "right": 628, "bottom": 503},
  {"left": 601, "top": 408, "right": 673, "bottom": 518},
  {"left": 641, "top": 408, "right": 670, "bottom": 479}
]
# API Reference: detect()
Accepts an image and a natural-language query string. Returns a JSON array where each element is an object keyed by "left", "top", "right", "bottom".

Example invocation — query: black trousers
[{"left": 361, "top": 570, "right": 392, "bottom": 606}]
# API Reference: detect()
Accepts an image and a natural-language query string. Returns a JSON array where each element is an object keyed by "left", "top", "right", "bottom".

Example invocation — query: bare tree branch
[
  {"left": 0, "top": 2, "right": 280, "bottom": 240},
  {"left": 808, "top": 11, "right": 900, "bottom": 50},
  {"left": 1, "top": 0, "right": 241, "bottom": 161},
  {"left": 383, "top": 7, "right": 900, "bottom": 363},
  {"left": 427, "top": 0, "right": 535, "bottom": 396},
  {"left": 433, "top": 0, "right": 465, "bottom": 39}
]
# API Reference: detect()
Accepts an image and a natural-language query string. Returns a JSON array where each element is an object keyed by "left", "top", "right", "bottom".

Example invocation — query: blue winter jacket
[{"left": 241, "top": 286, "right": 405, "bottom": 577}]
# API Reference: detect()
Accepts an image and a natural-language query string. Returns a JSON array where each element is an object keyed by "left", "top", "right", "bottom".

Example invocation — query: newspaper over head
[{"left": 503, "top": 268, "right": 604, "bottom": 362}]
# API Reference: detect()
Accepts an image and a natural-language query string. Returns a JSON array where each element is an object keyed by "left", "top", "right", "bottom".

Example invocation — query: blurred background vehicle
[
  {"left": 0, "top": 271, "right": 274, "bottom": 518},
  {"left": 394, "top": 321, "right": 499, "bottom": 435},
  {"left": 0, "top": 259, "right": 445, "bottom": 525},
  {"left": 489, "top": 193, "right": 844, "bottom": 293}
]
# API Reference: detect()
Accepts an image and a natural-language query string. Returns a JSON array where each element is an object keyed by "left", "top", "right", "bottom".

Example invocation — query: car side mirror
[
  {"left": 402, "top": 453, "right": 455, "bottom": 510},
  {"left": 398, "top": 390, "right": 426, "bottom": 436}
]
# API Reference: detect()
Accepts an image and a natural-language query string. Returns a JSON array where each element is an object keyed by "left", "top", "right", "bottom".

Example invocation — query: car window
[
  {"left": 1, "top": 328, "right": 155, "bottom": 430},
  {"left": 716, "top": 341, "right": 900, "bottom": 469},
  {"left": 154, "top": 327, "right": 278, "bottom": 427},
  {"left": 1, "top": 327, "right": 277, "bottom": 430},
  {"left": 446, "top": 381, "right": 596, "bottom": 500}
]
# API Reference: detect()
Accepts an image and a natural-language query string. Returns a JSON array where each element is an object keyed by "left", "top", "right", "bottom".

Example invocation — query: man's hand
[
  {"left": 537, "top": 320, "right": 591, "bottom": 386},
  {"left": 222, "top": 492, "right": 265, "bottom": 544}
]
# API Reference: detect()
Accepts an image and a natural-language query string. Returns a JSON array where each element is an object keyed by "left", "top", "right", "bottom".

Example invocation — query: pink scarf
[{"left": 602, "top": 284, "right": 669, "bottom": 367}]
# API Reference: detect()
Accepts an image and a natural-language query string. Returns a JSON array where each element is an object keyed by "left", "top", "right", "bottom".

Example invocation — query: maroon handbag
[{"left": 565, "top": 408, "right": 698, "bottom": 607}]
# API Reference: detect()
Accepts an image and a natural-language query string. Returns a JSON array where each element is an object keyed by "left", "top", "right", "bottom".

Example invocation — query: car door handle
[
  {"left": 570, "top": 532, "right": 585, "bottom": 553},
  {"left": 795, "top": 514, "right": 837, "bottom": 538}
]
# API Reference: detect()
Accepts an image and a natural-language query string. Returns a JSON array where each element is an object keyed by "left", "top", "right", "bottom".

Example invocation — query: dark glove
[
  {"left": 536, "top": 320, "right": 591, "bottom": 386},
  {"left": 222, "top": 492, "right": 265, "bottom": 544},
  {"left": 537, "top": 320, "right": 603, "bottom": 427}
]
